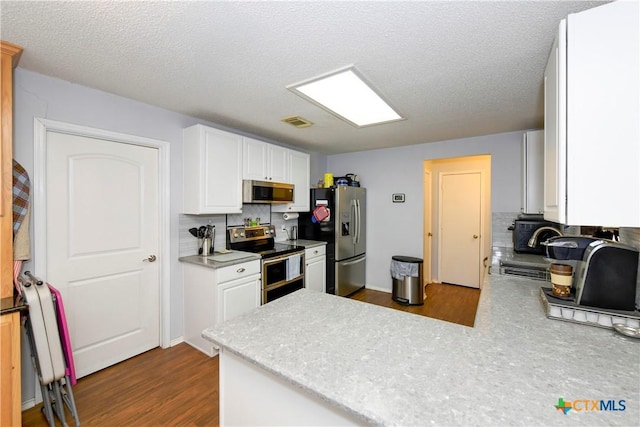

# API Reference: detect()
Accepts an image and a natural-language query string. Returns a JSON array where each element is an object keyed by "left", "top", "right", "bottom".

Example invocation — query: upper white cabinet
[
  {"left": 522, "top": 130, "right": 544, "bottom": 214},
  {"left": 272, "top": 150, "right": 310, "bottom": 213},
  {"left": 543, "top": 0, "right": 639, "bottom": 226},
  {"left": 183, "top": 125, "right": 243, "bottom": 214},
  {"left": 243, "top": 138, "right": 290, "bottom": 183}
]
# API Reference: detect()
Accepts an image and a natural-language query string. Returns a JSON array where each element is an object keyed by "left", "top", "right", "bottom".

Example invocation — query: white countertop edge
[{"left": 203, "top": 335, "right": 381, "bottom": 426}]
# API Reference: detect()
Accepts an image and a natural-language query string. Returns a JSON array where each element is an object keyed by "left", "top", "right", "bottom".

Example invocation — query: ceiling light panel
[{"left": 289, "top": 67, "right": 404, "bottom": 128}]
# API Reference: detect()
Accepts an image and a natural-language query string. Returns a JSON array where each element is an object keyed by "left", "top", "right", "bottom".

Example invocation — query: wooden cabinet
[
  {"left": 521, "top": 130, "right": 544, "bottom": 214},
  {"left": 183, "top": 259, "right": 260, "bottom": 356},
  {"left": 1, "top": 41, "right": 22, "bottom": 297},
  {"left": 183, "top": 124, "right": 243, "bottom": 214},
  {"left": 0, "top": 311, "right": 20, "bottom": 427},
  {"left": 272, "top": 150, "right": 310, "bottom": 213},
  {"left": 304, "top": 245, "right": 326, "bottom": 294},
  {"left": 543, "top": 1, "right": 639, "bottom": 226},
  {"left": 242, "top": 138, "right": 289, "bottom": 183},
  {"left": 1, "top": 40, "right": 22, "bottom": 427}
]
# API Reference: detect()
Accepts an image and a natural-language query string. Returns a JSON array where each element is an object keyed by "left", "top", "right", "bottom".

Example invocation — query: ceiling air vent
[{"left": 281, "top": 116, "right": 314, "bottom": 128}]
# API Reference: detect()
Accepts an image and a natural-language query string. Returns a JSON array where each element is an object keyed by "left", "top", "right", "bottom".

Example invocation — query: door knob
[
  {"left": 428, "top": 232, "right": 433, "bottom": 237},
  {"left": 473, "top": 235, "right": 479, "bottom": 239},
  {"left": 143, "top": 255, "right": 157, "bottom": 262}
]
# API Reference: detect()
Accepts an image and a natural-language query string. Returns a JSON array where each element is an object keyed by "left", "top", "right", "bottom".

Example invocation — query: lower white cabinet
[
  {"left": 183, "top": 259, "right": 260, "bottom": 356},
  {"left": 218, "top": 274, "right": 261, "bottom": 323},
  {"left": 305, "top": 245, "right": 326, "bottom": 293}
]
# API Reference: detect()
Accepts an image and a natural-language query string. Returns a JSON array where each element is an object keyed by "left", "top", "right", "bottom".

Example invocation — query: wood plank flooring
[
  {"left": 21, "top": 283, "right": 479, "bottom": 426},
  {"left": 21, "top": 343, "right": 218, "bottom": 427},
  {"left": 348, "top": 282, "right": 481, "bottom": 327}
]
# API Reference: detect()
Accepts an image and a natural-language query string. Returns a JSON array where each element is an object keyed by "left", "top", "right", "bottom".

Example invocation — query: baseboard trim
[
  {"left": 22, "top": 398, "right": 36, "bottom": 411},
  {"left": 364, "top": 285, "right": 391, "bottom": 293},
  {"left": 170, "top": 337, "right": 185, "bottom": 347}
]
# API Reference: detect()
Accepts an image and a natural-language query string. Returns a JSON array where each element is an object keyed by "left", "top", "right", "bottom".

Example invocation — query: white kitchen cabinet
[
  {"left": 183, "top": 124, "right": 243, "bottom": 214},
  {"left": 272, "top": 150, "right": 311, "bottom": 213},
  {"left": 543, "top": 1, "right": 639, "bottom": 226},
  {"left": 243, "top": 137, "right": 290, "bottom": 183},
  {"left": 304, "top": 245, "right": 326, "bottom": 293},
  {"left": 521, "top": 130, "right": 544, "bottom": 214},
  {"left": 218, "top": 273, "right": 261, "bottom": 323},
  {"left": 183, "top": 259, "right": 260, "bottom": 356}
]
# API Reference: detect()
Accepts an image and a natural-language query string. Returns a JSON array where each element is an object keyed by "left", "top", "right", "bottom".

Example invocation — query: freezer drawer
[{"left": 335, "top": 254, "right": 366, "bottom": 297}]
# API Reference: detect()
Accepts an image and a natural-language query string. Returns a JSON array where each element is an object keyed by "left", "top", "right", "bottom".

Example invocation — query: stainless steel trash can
[{"left": 391, "top": 256, "right": 424, "bottom": 305}]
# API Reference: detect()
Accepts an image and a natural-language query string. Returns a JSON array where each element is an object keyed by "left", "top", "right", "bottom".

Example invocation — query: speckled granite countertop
[{"left": 203, "top": 274, "right": 639, "bottom": 426}]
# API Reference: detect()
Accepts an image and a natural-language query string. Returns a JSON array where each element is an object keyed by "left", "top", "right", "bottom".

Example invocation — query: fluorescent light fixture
[{"left": 288, "top": 67, "right": 404, "bottom": 128}]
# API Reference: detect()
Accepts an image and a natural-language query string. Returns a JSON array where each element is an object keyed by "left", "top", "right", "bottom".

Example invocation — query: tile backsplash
[
  {"left": 179, "top": 205, "right": 299, "bottom": 257},
  {"left": 491, "top": 212, "right": 518, "bottom": 249}
]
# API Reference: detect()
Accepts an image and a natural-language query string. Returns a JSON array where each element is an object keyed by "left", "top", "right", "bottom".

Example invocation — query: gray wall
[
  {"left": 327, "top": 131, "right": 524, "bottom": 290},
  {"left": 12, "top": 68, "right": 325, "bottom": 403},
  {"left": 13, "top": 67, "right": 526, "bottom": 403}
]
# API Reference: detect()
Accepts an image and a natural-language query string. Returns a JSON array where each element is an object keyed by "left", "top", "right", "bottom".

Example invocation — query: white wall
[
  {"left": 12, "top": 68, "right": 324, "bottom": 403},
  {"left": 327, "top": 131, "right": 523, "bottom": 291}
]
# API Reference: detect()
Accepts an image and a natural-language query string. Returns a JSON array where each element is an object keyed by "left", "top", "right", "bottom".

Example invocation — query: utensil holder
[{"left": 200, "top": 238, "right": 213, "bottom": 257}]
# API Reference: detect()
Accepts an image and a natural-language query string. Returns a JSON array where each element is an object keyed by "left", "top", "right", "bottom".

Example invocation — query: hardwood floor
[
  {"left": 21, "top": 283, "right": 479, "bottom": 426},
  {"left": 21, "top": 344, "right": 218, "bottom": 427},
  {"left": 348, "top": 283, "right": 481, "bottom": 327}
]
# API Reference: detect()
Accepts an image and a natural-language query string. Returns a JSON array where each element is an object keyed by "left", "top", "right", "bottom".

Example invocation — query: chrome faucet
[{"left": 528, "top": 226, "right": 563, "bottom": 248}]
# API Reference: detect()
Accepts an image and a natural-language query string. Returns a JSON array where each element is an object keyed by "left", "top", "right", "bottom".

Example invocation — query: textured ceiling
[{"left": 1, "top": 1, "right": 606, "bottom": 154}]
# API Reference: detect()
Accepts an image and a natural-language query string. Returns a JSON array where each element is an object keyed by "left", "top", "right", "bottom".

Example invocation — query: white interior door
[
  {"left": 45, "top": 131, "right": 160, "bottom": 378},
  {"left": 439, "top": 172, "right": 481, "bottom": 288}
]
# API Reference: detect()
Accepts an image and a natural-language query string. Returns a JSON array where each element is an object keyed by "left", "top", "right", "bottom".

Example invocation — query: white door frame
[
  {"left": 33, "top": 118, "right": 171, "bottom": 349},
  {"left": 422, "top": 166, "right": 432, "bottom": 285}
]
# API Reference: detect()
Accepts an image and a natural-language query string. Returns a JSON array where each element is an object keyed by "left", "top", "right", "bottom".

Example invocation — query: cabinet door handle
[{"left": 236, "top": 267, "right": 245, "bottom": 273}]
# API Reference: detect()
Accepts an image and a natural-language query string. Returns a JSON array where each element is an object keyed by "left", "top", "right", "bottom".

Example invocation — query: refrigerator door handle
[
  {"left": 351, "top": 199, "right": 357, "bottom": 245},
  {"left": 340, "top": 255, "right": 366, "bottom": 266},
  {"left": 356, "top": 199, "right": 361, "bottom": 244}
]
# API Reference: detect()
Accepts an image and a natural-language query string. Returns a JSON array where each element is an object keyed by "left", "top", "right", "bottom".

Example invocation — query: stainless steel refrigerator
[{"left": 299, "top": 186, "right": 366, "bottom": 296}]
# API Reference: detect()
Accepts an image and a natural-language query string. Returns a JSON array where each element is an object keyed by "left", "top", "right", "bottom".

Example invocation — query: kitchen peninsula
[{"left": 203, "top": 274, "right": 639, "bottom": 426}]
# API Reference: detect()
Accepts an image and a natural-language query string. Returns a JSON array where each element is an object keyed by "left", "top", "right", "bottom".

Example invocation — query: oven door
[{"left": 262, "top": 252, "right": 305, "bottom": 304}]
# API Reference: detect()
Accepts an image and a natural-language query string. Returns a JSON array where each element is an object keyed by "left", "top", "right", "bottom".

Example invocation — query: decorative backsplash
[
  {"left": 491, "top": 212, "right": 519, "bottom": 249},
  {"left": 179, "top": 205, "right": 299, "bottom": 257}
]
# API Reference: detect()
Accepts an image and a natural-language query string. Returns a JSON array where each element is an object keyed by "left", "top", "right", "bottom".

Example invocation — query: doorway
[
  {"left": 423, "top": 155, "right": 491, "bottom": 289},
  {"left": 34, "top": 118, "right": 171, "bottom": 379}
]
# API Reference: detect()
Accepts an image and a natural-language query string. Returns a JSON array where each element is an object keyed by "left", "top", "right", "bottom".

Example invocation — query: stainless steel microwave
[{"left": 242, "top": 180, "right": 294, "bottom": 204}]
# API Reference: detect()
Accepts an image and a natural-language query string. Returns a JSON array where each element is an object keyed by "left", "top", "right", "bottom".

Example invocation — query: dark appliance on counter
[
  {"left": 227, "top": 225, "right": 305, "bottom": 304},
  {"left": 299, "top": 186, "right": 366, "bottom": 296},
  {"left": 545, "top": 236, "right": 639, "bottom": 311},
  {"left": 242, "top": 180, "right": 294, "bottom": 204},
  {"left": 510, "top": 214, "right": 561, "bottom": 254}
]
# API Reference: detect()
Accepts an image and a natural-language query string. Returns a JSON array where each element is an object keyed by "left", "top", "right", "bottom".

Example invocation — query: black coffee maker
[{"left": 545, "top": 236, "right": 639, "bottom": 311}]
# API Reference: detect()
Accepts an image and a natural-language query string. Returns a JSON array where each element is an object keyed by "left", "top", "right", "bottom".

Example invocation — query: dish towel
[{"left": 286, "top": 254, "right": 301, "bottom": 281}]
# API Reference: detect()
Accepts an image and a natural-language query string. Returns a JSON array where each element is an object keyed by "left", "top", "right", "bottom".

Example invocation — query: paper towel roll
[{"left": 283, "top": 212, "right": 299, "bottom": 221}]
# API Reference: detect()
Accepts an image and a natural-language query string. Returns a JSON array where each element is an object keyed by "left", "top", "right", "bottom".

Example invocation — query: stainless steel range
[{"left": 227, "top": 225, "right": 305, "bottom": 304}]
